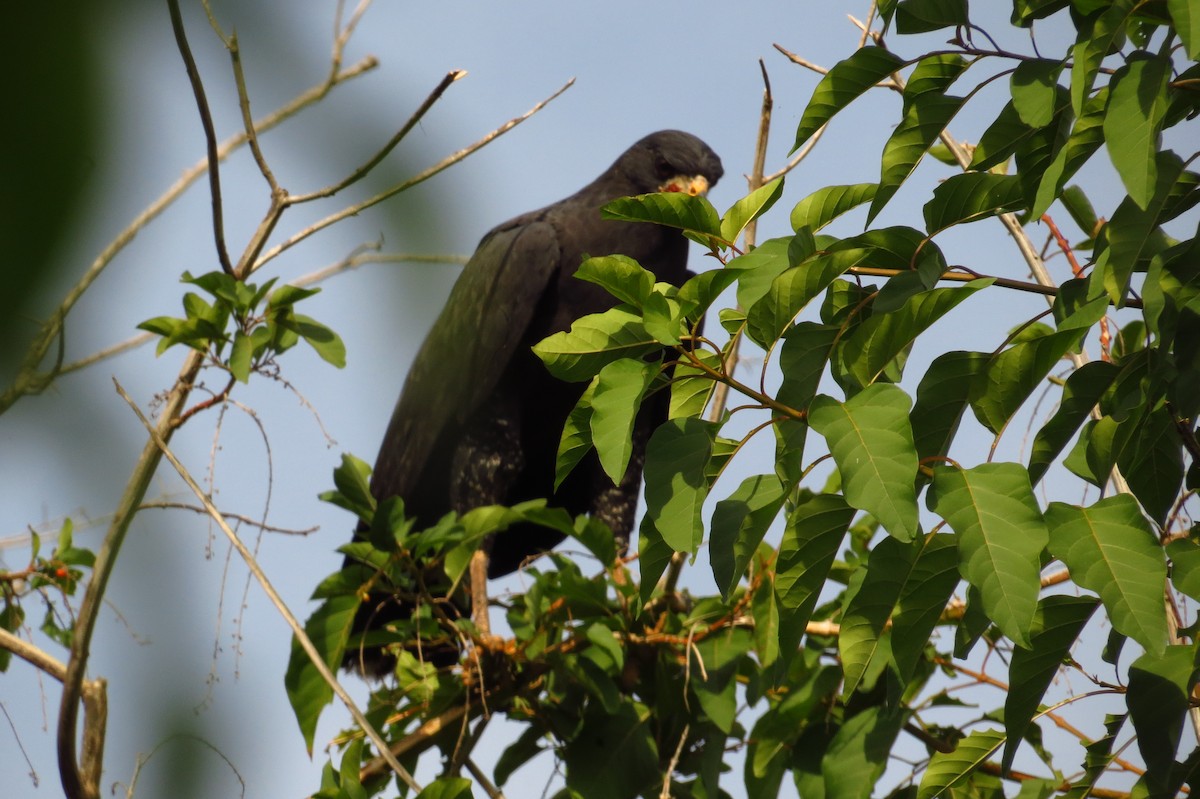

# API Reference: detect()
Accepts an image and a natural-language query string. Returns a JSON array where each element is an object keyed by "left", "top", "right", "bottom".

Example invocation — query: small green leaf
[
  {"left": 890, "top": 533, "right": 960, "bottom": 682},
  {"left": 1168, "top": 538, "right": 1200, "bottom": 601},
  {"left": 322, "top": 453, "right": 375, "bottom": 523},
  {"left": 291, "top": 314, "right": 346, "bottom": 368},
  {"left": 575, "top": 255, "right": 655, "bottom": 307},
  {"left": 729, "top": 237, "right": 793, "bottom": 311},
  {"left": 555, "top": 379, "right": 597, "bottom": 489},
  {"left": 1030, "top": 87, "right": 1108, "bottom": 219},
  {"left": 793, "top": 47, "right": 905, "bottom": 151},
  {"left": 590, "top": 358, "right": 659, "bottom": 484},
  {"left": 821, "top": 706, "right": 906, "bottom": 799},
  {"left": 414, "top": 777, "right": 474, "bottom": 799},
  {"left": 746, "top": 248, "right": 872, "bottom": 348},
  {"left": 668, "top": 349, "right": 721, "bottom": 420},
  {"left": 929, "top": 463, "right": 1048, "bottom": 648},
  {"left": 809, "top": 384, "right": 920, "bottom": 542},
  {"left": 839, "top": 535, "right": 916, "bottom": 697},
  {"left": 904, "top": 53, "right": 969, "bottom": 108},
  {"left": 1028, "top": 361, "right": 1121, "bottom": 485},
  {"left": 776, "top": 494, "right": 855, "bottom": 618},
  {"left": 895, "top": 0, "right": 968, "bottom": 33},
  {"left": 790, "top": 183, "right": 878, "bottom": 233},
  {"left": 229, "top": 330, "right": 253, "bottom": 383},
  {"left": 721, "top": 177, "right": 784, "bottom": 244},
  {"left": 268, "top": 283, "right": 321, "bottom": 308},
  {"left": 1071, "top": 0, "right": 1135, "bottom": 117},
  {"left": 1170, "top": 0, "right": 1200, "bottom": 58},
  {"left": 970, "top": 326, "right": 1087, "bottom": 435},
  {"left": 911, "top": 351, "right": 988, "bottom": 467},
  {"left": 970, "top": 101, "right": 1033, "bottom": 171}
]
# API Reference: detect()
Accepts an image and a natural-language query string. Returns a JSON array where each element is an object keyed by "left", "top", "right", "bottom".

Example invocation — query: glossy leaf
[
  {"left": 1027, "top": 361, "right": 1120, "bottom": 485},
  {"left": 1070, "top": 0, "right": 1135, "bottom": 117},
  {"left": 601, "top": 192, "right": 724, "bottom": 240},
  {"left": 839, "top": 536, "right": 915, "bottom": 696},
  {"left": 1030, "top": 87, "right": 1108, "bottom": 218},
  {"left": 837, "top": 280, "right": 990, "bottom": 390},
  {"left": 970, "top": 326, "right": 1086, "bottom": 435},
  {"left": 911, "top": 351, "right": 988, "bottom": 466},
  {"left": 284, "top": 594, "right": 359, "bottom": 754},
  {"left": 809, "top": 384, "right": 920, "bottom": 542},
  {"left": 575, "top": 255, "right": 655, "bottom": 307},
  {"left": 730, "top": 237, "right": 793, "bottom": 311},
  {"left": 590, "top": 358, "right": 659, "bottom": 484},
  {"left": 918, "top": 728, "right": 1006, "bottom": 799},
  {"left": 775, "top": 495, "right": 855, "bottom": 625},
  {"left": 721, "top": 177, "right": 784, "bottom": 244},
  {"left": 869, "top": 92, "right": 965, "bottom": 223},
  {"left": 793, "top": 46, "right": 905, "bottom": 151},
  {"left": 923, "top": 173, "right": 1025, "bottom": 232},
  {"left": 668, "top": 349, "right": 721, "bottom": 420},
  {"left": 534, "top": 306, "right": 658, "bottom": 381},
  {"left": 1046, "top": 495, "right": 1169, "bottom": 654},
  {"left": 890, "top": 533, "right": 960, "bottom": 682},
  {"left": 710, "top": 474, "right": 788, "bottom": 600},
  {"left": 821, "top": 707, "right": 905, "bottom": 799},
  {"left": 1012, "top": 59, "right": 1065, "bottom": 127},
  {"left": 642, "top": 418, "right": 718, "bottom": 553},
  {"left": 929, "top": 463, "right": 1048, "bottom": 647},
  {"left": 746, "top": 248, "right": 871, "bottom": 347},
  {"left": 790, "top": 183, "right": 878, "bottom": 233}
]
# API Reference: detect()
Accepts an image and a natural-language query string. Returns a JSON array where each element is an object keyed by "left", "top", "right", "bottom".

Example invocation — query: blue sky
[{"left": 1, "top": 1, "right": 1170, "bottom": 797}]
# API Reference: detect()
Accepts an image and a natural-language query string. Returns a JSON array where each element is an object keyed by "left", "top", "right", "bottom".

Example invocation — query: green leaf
[
  {"left": 602, "top": 192, "right": 724, "bottom": 243},
  {"left": 1046, "top": 495, "right": 1169, "bottom": 654},
  {"left": 414, "top": 777, "right": 474, "bottom": 799},
  {"left": 895, "top": 0, "right": 968, "bottom": 32},
  {"left": 1128, "top": 646, "right": 1198, "bottom": 794},
  {"left": 1171, "top": 0, "right": 1200, "bottom": 57},
  {"left": 790, "top": 183, "right": 878, "bottom": 233},
  {"left": 268, "top": 283, "right": 321, "bottom": 309},
  {"left": 642, "top": 290, "right": 684, "bottom": 345},
  {"left": 1012, "top": 0, "right": 1070, "bottom": 26},
  {"left": 534, "top": 306, "right": 659, "bottom": 381},
  {"left": 1117, "top": 403, "right": 1185, "bottom": 525},
  {"left": 970, "top": 326, "right": 1086, "bottom": 435},
  {"left": 710, "top": 474, "right": 787, "bottom": 600},
  {"left": 869, "top": 93, "right": 966, "bottom": 223},
  {"left": 1104, "top": 53, "right": 1172, "bottom": 210},
  {"left": 1030, "top": 87, "right": 1108, "bottom": 219},
  {"left": 721, "top": 177, "right": 784, "bottom": 244},
  {"left": 923, "top": 173, "right": 1025, "bottom": 232},
  {"left": 746, "top": 248, "right": 872, "bottom": 348},
  {"left": 1028, "top": 361, "right": 1120, "bottom": 485},
  {"left": 929, "top": 463, "right": 1048, "bottom": 648},
  {"left": 821, "top": 707, "right": 906, "bottom": 799},
  {"left": 809, "top": 384, "right": 920, "bottom": 542},
  {"left": 904, "top": 53, "right": 969, "bottom": 109},
  {"left": 793, "top": 47, "right": 905, "bottom": 151},
  {"left": 730, "top": 237, "right": 793, "bottom": 310},
  {"left": 229, "top": 330, "right": 253, "bottom": 383},
  {"left": 575, "top": 255, "right": 655, "bottom": 307},
  {"left": 642, "top": 418, "right": 718, "bottom": 553},
  {"left": 1003, "top": 595, "right": 1099, "bottom": 772},
  {"left": 1101, "top": 151, "right": 1185, "bottom": 305},
  {"left": 1071, "top": 0, "right": 1135, "bottom": 117},
  {"left": 291, "top": 314, "right": 346, "bottom": 368},
  {"left": 590, "top": 358, "right": 659, "bottom": 484},
  {"left": 776, "top": 494, "right": 855, "bottom": 618},
  {"left": 563, "top": 702, "right": 659, "bottom": 799},
  {"left": 890, "top": 532, "right": 960, "bottom": 683},
  {"left": 321, "top": 453, "right": 376, "bottom": 523},
  {"left": 837, "top": 280, "right": 990, "bottom": 391},
  {"left": 917, "top": 728, "right": 1006, "bottom": 799},
  {"left": 839, "top": 535, "right": 916, "bottom": 697},
  {"left": 911, "top": 351, "right": 988, "bottom": 467},
  {"left": 1168, "top": 538, "right": 1200, "bottom": 602},
  {"left": 284, "top": 594, "right": 359, "bottom": 754},
  {"left": 669, "top": 349, "right": 721, "bottom": 420},
  {"left": 971, "top": 101, "right": 1034, "bottom": 171},
  {"left": 555, "top": 379, "right": 597, "bottom": 490},
  {"left": 495, "top": 726, "right": 547, "bottom": 787},
  {"left": 1012, "top": 59, "right": 1066, "bottom": 128}
]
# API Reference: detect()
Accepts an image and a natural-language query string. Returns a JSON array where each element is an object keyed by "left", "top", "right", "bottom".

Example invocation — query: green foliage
[
  {"left": 139, "top": 271, "right": 345, "bottom": 381},
  {"left": 293, "top": 5, "right": 1199, "bottom": 798}
]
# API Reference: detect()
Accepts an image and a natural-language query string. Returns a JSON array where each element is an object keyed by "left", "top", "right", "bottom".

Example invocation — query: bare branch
[
  {"left": 113, "top": 379, "right": 422, "bottom": 793},
  {"left": 254, "top": 78, "right": 576, "bottom": 272},
  {"left": 137, "top": 502, "right": 318, "bottom": 535},
  {"left": 288, "top": 69, "right": 468, "bottom": 205},
  {"left": 167, "top": 0, "right": 235, "bottom": 276}
]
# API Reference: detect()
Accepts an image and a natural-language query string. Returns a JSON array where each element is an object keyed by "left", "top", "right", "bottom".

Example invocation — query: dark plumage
[{"left": 346, "top": 131, "right": 723, "bottom": 671}]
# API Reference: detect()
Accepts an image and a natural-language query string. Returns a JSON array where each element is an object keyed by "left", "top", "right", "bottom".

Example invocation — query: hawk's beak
[{"left": 659, "top": 174, "right": 710, "bottom": 197}]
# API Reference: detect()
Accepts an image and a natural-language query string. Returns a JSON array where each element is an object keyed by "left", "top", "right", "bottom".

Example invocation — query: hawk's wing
[{"left": 369, "top": 217, "right": 562, "bottom": 503}]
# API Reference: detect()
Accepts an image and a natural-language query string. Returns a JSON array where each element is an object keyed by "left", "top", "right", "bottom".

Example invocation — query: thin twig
[
  {"left": 254, "top": 78, "right": 576, "bottom": 272},
  {"left": 167, "top": 0, "right": 234, "bottom": 276},
  {"left": 113, "top": 379, "right": 422, "bottom": 793},
  {"left": 137, "top": 502, "right": 318, "bottom": 535},
  {"left": 287, "top": 69, "right": 468, "bottom": 204}
]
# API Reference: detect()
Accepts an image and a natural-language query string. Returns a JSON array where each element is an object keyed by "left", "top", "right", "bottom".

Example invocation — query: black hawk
[{"left": 346, "top": 130, "right": 723, "bottom": 672}]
